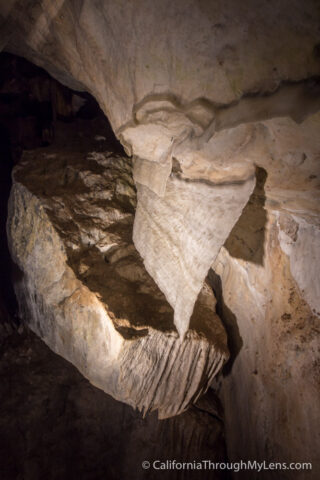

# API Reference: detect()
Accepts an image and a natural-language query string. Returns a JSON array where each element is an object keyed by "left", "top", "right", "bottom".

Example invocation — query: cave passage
[{"left": 0, "top": 52, "right": 122, "bottom": 324}]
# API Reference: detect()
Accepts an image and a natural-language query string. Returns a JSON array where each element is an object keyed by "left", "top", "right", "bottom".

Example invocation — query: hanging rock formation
[{"left": 133, "top": 164, "right": 255, "bottom": 338}]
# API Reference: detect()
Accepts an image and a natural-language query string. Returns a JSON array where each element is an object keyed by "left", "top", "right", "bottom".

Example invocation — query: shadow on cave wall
[
  {"left": 224, "top": 166, "right": 268, "bottom": 266},
  {"left": 208, "top": 167, "right": 268, "bottom": 375},
  {"left": 207, "top": 269, "right": 242, "bottom": 376}
]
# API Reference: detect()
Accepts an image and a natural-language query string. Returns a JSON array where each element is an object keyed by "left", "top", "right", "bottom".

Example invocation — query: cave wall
[
  {"left": 1, "top": 1, "right": 320, "bottom": 474},
  {"left": 210, "top": 113, "right": 320, "bottom": 477},
  {"left": 214, "top": 223, "right": 319, "bottom": 477}
]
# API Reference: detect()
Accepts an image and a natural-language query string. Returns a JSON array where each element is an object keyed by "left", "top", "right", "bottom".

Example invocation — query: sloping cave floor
[{"left": 0, "top": 325, "right": 230, "bottom": 480}]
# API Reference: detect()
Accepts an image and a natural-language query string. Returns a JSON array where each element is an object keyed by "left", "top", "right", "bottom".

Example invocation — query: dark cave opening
[
  {"left": 0, "top": 123, "right": 16, "bottom": 321},
  {"left": 0, "top": 52, "right": 124, "bottom": 327}
]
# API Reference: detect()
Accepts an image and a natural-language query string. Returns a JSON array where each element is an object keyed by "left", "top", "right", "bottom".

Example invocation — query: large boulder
[{"left": 7, "top": 123, "right": 228, "bottom": 418}]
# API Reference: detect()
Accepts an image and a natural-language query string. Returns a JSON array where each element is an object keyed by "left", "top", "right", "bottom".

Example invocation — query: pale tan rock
[
  {"left": 2, "top": 0, "right": 320, "bottom": 339},
  {"left": 2, "top": 0, "right": 320, "bottom": 133},
  {"left": 1, "top": 1, "right": 320, "bottom": 471},
  {"left": 213, "top": 233, "right": 320, "bottom": 475},
  {"left": 7, "top": 128, "right": 228, "bottom": 418},
  {"left": 211, "top": 113, "right": 320, "bottom": 474},
  {"left": 133, "top": 171, "right": 255, "bottom": 338}
]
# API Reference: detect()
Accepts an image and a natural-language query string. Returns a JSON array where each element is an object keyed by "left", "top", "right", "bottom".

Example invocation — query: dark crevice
[
  {"left": 0, "top": 124, "right": 18, "bottom": 323},
  {"left": 207, "top": 270, "right": 243, "bottom": 377},
  {"left": 206, "top": 170, "right": 267, "bottom": 373}
]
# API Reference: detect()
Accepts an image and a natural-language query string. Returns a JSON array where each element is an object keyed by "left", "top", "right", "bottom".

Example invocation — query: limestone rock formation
[
  {"left": 134, "top": 169, "right": 255, "bottom": 338},
  {"left": 1, "top": 0, "right": 320, "bottom": 474},
  {"left": 3, "top": 1, "right": 320, "bottom": 130},
  {"left": 2, "top": 0, "right": 320, "bottom": 336},
  {"left": 7, "top": 124, "right": 228, "bottom": 418},
  {"left": 210, "top": 112, "right": 320, "bottom": 475}
]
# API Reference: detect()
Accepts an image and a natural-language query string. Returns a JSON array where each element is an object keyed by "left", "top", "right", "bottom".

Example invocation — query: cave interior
[{"left": 0, "top": 3, "right": 320, "bottom": 480}]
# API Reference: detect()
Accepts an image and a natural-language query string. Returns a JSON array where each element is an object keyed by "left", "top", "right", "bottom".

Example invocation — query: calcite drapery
[{"left": 133, "top": 172, "right": 255, "bottom": 338}]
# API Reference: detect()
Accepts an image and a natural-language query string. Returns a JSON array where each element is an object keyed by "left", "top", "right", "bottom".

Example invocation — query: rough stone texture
[
  {"left": 213, "top": 239, "right": 320, "bottom": 479},
  {"left": 1, "top": 1, "right": 320, "bottom": 474},
  {"left": 0, "top": 327, "right": 229, "bottom": 480},
  {"left": 2, "top": 1, "right": 320, "bottom": 131},
  {"left": 2, "top": 0, "right": 320, "bottom": 335},
  {"left": 134, "top": 172, "right": 255, "bottom": 337},
  {"left": 7, "top": 122, "right": 228, "bottom": 419},
  {"left": 210, "top": 113, "right": 320, "bottom": 478}
]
